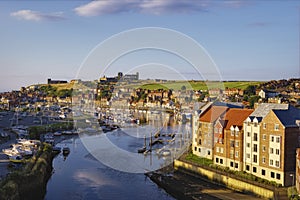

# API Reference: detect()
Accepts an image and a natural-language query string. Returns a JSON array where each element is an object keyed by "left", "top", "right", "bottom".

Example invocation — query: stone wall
[{"left": 174, "top": 159, "right": 274, "bottom": 199}]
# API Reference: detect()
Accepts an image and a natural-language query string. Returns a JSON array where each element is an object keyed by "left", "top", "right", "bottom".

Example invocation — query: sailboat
[{"left": 138, "top": 136, "right": 147, "bottom": 153}]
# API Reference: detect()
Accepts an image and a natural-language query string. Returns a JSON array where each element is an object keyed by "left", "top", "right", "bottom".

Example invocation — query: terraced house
[
  {"left": 193, "top": 106, "right": 229, "bottom": 159},
  {"left": 213, "top": 108, "right": 253, "bottom": 171},
  {"left": 244, "top": 103, "right": 300, "bottom": 186}
]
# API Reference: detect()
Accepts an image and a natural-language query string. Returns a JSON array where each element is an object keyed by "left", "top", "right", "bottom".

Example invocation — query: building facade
[
  {"left": 214, "top": 109, "right": 253, "bottom": 171},
  {"left": 243, "top": 103, "right": 300, "bottom": 186},
  {"left": 193, "top": 106, "right": 228, "bottom": 159}
]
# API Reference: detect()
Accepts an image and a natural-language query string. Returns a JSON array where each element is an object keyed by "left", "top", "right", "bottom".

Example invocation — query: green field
[
  {"left": 33, "top": 80, "right": 262, "bottom": 92},
  {"left": 138, "top": 81, "right": 262, "bottom": 91}
]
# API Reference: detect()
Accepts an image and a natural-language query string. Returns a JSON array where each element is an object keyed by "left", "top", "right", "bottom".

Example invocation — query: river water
[{"left": 45, "top": 118, "right": 191, "bottom": 199}]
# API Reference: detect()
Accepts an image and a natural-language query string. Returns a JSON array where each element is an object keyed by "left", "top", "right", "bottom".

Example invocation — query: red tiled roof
[
  {"left": 199, "top": 106, "right": 229, "bottom": 123},
  {"left": 223, "top": 108, "right": 254, "bottom": 130}
]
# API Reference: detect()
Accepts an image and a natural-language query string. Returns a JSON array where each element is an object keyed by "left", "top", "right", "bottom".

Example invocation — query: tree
[{"left": 244, "top": 85, "right": 256, "bottom": 96}]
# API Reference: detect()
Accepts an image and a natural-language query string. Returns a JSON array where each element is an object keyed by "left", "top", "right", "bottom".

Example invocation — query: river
[{"left": 45, "top": 118, "right": 191, "bottom": 199}]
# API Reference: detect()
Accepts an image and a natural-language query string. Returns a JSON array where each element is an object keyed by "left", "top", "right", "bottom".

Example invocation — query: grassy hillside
[
  {"left": 138, "top": 81, "right": 262, "bottom": 91},
  {"left": 32, "top": 80, "right": 262, "bottom": 92}
]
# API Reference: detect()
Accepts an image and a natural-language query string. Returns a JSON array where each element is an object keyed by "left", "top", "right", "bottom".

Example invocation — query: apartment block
[
  {"left": 244, "top": 103, "right": 300, "bottom": 186},
  {"left": 193, "top": 106, "right": 228, "bottom": 159},
  {"left": 214, "top": 108, "right": 253, "bottom": 171}
]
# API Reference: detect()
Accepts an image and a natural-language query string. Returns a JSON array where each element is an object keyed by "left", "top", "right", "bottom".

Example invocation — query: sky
[{"left": 0, "top": 0, "right": 299, "bottom": 92}]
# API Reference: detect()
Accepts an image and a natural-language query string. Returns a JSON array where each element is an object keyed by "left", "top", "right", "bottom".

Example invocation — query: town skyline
[{"left": 0, "top": 0, "right": 299, "bottom": 92}]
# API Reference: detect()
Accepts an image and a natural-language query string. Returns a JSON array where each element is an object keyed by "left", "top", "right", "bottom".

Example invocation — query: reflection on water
[{"left": 45, "top": 135, "right": 175, "bottom": 200}]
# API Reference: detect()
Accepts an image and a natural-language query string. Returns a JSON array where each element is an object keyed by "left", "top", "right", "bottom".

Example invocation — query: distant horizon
[{"left": 2, "top": 76, "right": 300, "bottom": 93}]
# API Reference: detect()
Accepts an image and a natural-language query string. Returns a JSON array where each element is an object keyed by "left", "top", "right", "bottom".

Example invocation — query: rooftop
[
  {"left": 199, "top": 106, "right": 228, "bottom": 123},
  {"left": 250, "top": 103, "right": 289, "bottom": 118},
  {"left": 224, "top": 108, "right": 254, "bottom": 130}
]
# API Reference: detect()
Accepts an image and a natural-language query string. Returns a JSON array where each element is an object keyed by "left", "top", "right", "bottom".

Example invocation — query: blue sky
[{"left": 0, "top": 0, "right": 299, "bottom": 92}]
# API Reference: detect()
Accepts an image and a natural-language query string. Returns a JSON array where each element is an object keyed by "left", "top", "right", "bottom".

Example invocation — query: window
[
  {"left": 276, "top": 149, "right": 280, "bottom": 155},
  {"left": 275, "top": 161, "right": 280, "bottom": 167},
  {"left": 235, "top": 163, "right": 238, "bottom": 169},
  {"left": 247, "top": 143, "right": 250, "bottom": 148},
  {"left": 247, "top": 121, "right": 250, "bottom": 126},
  {"left": 276, "top": 173, "right": 281, "bottom": 180},
  {"left": 263, "top": 134, "right": 266, "bottom": 140},
  {"left": 247, "top": 132, "right": 250, "bottom": 137},
  {"left": 207, "top": 150, "right": 211, "bottom": 155},
  {"left": 270, "top": 148, "right": 274, "bottom": 154},
  {"left": 216, "top": 158, "right": 219, "bottom": 163},
  {"left": 262, "top": 157, "right": 266, "bottom": 164},
  {"left": 194, "top": 147, "right": 197, "bottom": 151},
  {"left": 275, "top": 124, "right": 279, "bottom": 131},
  {"left": 253, "top": 154, "right": 257, "bottom": 163},
  {"left": 235, "top": 151, "right": 239, "bottom": 158},
  {"left": 216, "top": 147, "right": 219, "bottom": 153},
  {"left": 235, "top": 141, "right": 239, "bottom": 147},
  {"left": 253, "top": 144, "right": 258, "bottom": 152},
  {"left": 262, "top": 145, "right": 266, "bottom": 152},
  {"left": 220, "top": 159, "right": 223, "bottom": 164},
  {"left": 198, "top": 148, "right": 201, "bottom": 152},
  {"left": 253, "top": 167, "right": 257, "bottom": 173},
  {"left": 230, "top": 161, "right": 234, "bottom": 167},
  {"left": 230, "top": 150, "right": 234, "bottom": 158},
  {"left": 246, "top": 165, "right": 250, "bottom": 171},
  {"left": 270, "top": 159, "right": 274, "bottom": 165},
  {"left": 230, "top": 140, "right": 234, "bottom": 147},
  {"left": 271, "top": 172, "right": 275, "bottom": 178},
  {"left": 235, "top": 130, "right": 239, "bottom": 137},
  {"left": 199, "top": 139, "right": 202, "bottom": 145},
  {"left": 271, "top": 136, "right": 274, "bottom": 142},
  {"left": 194, "top": 138, "right": 197, "bottom": 142},
  {"left": 246, "top": 153, "right": 250, "bottom": 159},
  {"left": 220, "top": 148, "right": 224, "bottom": 154},
  {"left": 231, "top": 130, "right": 234, "bottom": 136},
  {"left": 262, "top": 169, "right": 266, "bottom": 176},
  {"left": 253, "top": 133, "right": 258, "bottom": 141},
  {"left": 263, "top": 123, "right": 266, "bottom": 129},
  {"left": 254, "top": 122, "right": 258, "bottom": 127},
  {"left": 276, "top": 137, "right": 280, "bottom": 143}
]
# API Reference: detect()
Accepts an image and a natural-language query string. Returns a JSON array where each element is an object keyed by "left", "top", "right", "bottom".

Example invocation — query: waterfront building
[
  {"left": 193, "top": 105, "right": 229, "bottom": 159},
  {"left": 243, "top": 103, "right": 300, "bottom": 186},
  {"left": 213, "top": 108, "right": 253, "bottom": 171},
  {"left": 296, "top": 148, "right": 300, "bottom": 193}
]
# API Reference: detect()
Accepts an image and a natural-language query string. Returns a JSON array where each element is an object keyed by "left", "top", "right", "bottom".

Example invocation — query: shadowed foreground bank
[
  {"left": 0, "top": 143, "right": 55, "bottom": 200},
  {"left": 147, "top": 165, "right": 262, "bottom": 200}
]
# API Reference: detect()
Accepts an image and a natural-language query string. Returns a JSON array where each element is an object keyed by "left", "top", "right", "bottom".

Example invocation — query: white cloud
[
  {"left": 74, "top": 0, "right": 211, "bottom": 16},
  {"left": 11, "top": 10, "right": 65, "bottom": 21},
  {"left": 74, "top": 0, "right": 137, "bottom": 16}
]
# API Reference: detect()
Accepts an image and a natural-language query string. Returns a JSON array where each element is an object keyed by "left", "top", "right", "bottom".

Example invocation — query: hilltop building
[
  {"left": 47, "top": 78, "right": 67, "bottom": 84},
  {"left": 99, "top": 72, "right": 139, "bottom": 84}
]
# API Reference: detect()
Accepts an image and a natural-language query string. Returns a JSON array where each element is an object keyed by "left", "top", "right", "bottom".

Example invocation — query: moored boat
[{"left": 9, "top": 155, "right": 23, "bottom": 163}]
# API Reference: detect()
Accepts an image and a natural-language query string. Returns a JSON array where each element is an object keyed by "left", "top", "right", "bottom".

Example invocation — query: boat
[
  {"left": 161, "top": 149, "right": 171, "bottom": 156},
  {"left": 9, "top": 155, "right": 23, "bottom": 163},
  {"left": 2, "top": 144, "right": 33, "bottom": 157},
  {"left": 62, "top": 147, "right": 70, "bottom": 156},
  {"left": 138, "top": 136, "right": 147, "bottom": 153},
  {"left": 53, "top": 131, "right": 62, "bottom": 136}
]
